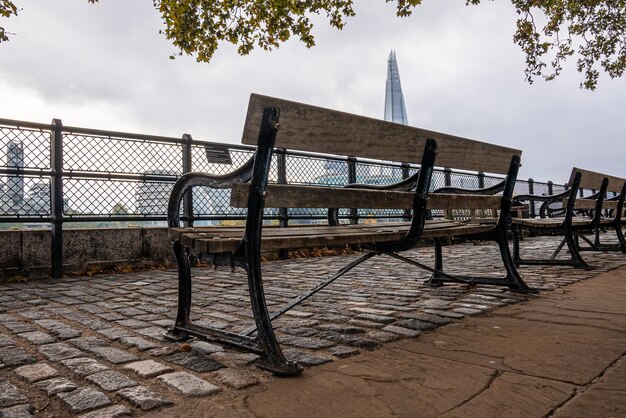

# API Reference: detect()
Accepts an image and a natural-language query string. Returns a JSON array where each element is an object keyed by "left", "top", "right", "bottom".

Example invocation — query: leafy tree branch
[{"left": 1, "top": 0, "right": 624, "bottom": 89}]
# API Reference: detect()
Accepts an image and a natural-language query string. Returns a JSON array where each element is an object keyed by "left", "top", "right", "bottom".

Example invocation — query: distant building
[
  {"left": 25, "top": 181, "right": 50, "bottom": 215},
  {"left": 384, "top": 50, "right": 409, "bottom": 125},
  {"left": 6, "top": 140, "right": 25, "bottom": 210},
  {"left": 136, "top": 170, "right": 178, "bottom": 215}
]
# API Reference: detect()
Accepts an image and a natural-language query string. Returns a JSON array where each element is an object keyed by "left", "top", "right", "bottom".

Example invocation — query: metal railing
[{"left": 1, "top": 117, "right": 590, "bottom": 277}]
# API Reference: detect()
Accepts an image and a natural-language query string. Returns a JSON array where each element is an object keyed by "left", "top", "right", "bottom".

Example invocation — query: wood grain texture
[
  {"left": 230, "top": 183, "right": 502, "bottom": 210},
  {"left": 511, "top": 217, "right": 600, "bottom": 228},
  {"left": 564, "top": 199, "right": 619, "bottom": 210},
  {"left": 242, "top": 94, "right": 521, "bottom": 174},
  {"left": 170, "top": 220, "right": 494, "bottom": 253},
  {"left": 569, "top": 167, "right": 625, "bottom": 193}
]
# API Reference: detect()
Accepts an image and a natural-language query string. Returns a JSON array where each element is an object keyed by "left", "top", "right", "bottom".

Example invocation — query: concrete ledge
[{"left": 0, "top": 227, "right": 173, "bottom": 280}]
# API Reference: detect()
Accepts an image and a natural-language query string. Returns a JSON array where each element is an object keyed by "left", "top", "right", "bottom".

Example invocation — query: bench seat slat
[
  {"left": 170, "top": 219, "right": 462, "bottom": 238},
  {"left": 512, "top": 217, "right": 612, "bottom": 228},
  {"left": 167, "top": 219, "right": 457, "bottom": 242},
  {"left": 171, "top": 221, "right": 494, "bottom": 253},
  {"left": 230, "top": 183, "right": 503, "bottom": 210}
]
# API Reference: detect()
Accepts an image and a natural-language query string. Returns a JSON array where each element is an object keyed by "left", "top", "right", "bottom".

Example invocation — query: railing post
[
  {"left": 547, "top": 181, "right": 554, "bottom": 196},
  {"left": 50, "top": 119, "right": 64, "bottom": 279},
  {"left": 276, "top": 149, "right": 289, "bottom": 259},
  {"left": 477, "top": 171, "right": 485, "bottom": 189},
  {"left": 401, "top": 163, "right": 411, "bottom": 221},
  {"left": 347, "top": 157, "right": 358, "bottom": 225},
  {"left": 181, "top": 134, "right": 194, "bottom": 227},
  {"left": 444, "top": 168, "right": 452, "bottom": 187},
  {"left": 528, "top": 178, "right": 536, "bottom": 218}
]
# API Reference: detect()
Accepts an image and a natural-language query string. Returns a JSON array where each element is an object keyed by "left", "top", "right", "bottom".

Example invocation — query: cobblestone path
[{"left": 1, "top": 235, "right": 625, "bottom": 417}]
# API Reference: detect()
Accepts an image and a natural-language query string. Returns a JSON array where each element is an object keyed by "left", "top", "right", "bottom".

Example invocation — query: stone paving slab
[
  {"left": 35, "top": 377, "right": 78, "bottom": 396},
  {"left": 0, "top": 404, "right": 36, "bottom": 418},
  {"left": 0, "top": 380, "right": 27, "bottom": 407},
  {"left": 157, "top": 372, "right": 220, "bottom": 396},
  {"left": 56, "top": 387, "right": 111, "bottom": 413},
  {"left": 553, "top": 356, "right": 626, "bottom": 418},
  {"left": 85, "top": 371, "right": 138, "bottom": 392},
  {"left": 0, "top": 235, "right": 625, "bottom": 417},
  {"left": 116, "top": 386, "right": 172, "bottom": 411},
  {"left": 14, "top": 363, "right": 58, "bottom": 383},
  {"left": 123, "top": 360, "right": 172, "bottom": 378}
]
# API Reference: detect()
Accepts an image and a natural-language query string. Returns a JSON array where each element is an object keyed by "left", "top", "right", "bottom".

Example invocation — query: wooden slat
[
  {"left": 429, "top": 194, "right": 502, "bottom": 210},
  {"left": 567, "top": 199, "right": 619, "bottom": 210},
  {"left": 242, "top": 94, "right": 521, "bottom": 174},
  {"left": 421, "top": 223, "right": 493, "bottom": 238},
  {"left": 171, "top": 219, "right": 495, "bottom": 253},
  {"left": 511, "top": 217, "right": 594, "bottom": 228},
  {"left": 569, "top": 167, "right": 625, "bottom": 193},
  {"left": 230, "top": 183, "right": 502, "bottom": 210},
  {"left": 168, "top": 220, "right": 458, "bottom": 242}
]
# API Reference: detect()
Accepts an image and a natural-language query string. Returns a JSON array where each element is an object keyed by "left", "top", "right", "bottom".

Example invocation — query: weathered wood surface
[
  {"left": 170, "top": 220, "right": 493, "bottom": 253},
  {"left": 569, "top": 168, "right": 625, "bottom": 193},
  {"left": 512, "top": 217, "right": 611, "bottom": 228},
  {"left": 230, "top": 183, "right": 503, "bottom": 210},
  {"left": 565, "top": 199, "right": 619, "bottom": 210},
  {"left": 242, "top": 94, "right": 521, "bottom": 174}
]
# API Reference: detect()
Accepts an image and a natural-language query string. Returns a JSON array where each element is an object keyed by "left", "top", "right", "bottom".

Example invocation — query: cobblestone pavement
[{"left": 1, "top": 235, "right": 625, "bottom": 417}]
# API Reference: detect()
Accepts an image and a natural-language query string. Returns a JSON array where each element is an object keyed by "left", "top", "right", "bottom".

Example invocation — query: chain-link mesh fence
[{"left": 1, "top": 117, "right": 603, "bottom": 228}]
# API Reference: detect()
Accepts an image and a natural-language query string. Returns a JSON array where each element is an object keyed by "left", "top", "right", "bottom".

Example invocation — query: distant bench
[
  {"left": 511, "top": 167, "right": 626, "bottom": 268},
  {"left": 571, "top": 168, "right": 626, "bottom": 253},
  {"left": 165, "top": 94, "right": 535, "bottom": 376}
]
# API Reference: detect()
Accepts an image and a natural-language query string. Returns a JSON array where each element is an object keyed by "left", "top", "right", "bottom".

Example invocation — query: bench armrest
[
  {"left": 514, "top": 189, "right": 571, "bottom": 203},
  {"left": 167, "top": 155, "right": 255, "bottom": 228},
  {"left": 513, "top": 189, "right": 571, "bottom": 218}
]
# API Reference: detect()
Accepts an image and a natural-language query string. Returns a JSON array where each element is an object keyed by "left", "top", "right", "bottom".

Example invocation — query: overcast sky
[{"left": 1, "top": 0, "right": 624, "bottom": 183}]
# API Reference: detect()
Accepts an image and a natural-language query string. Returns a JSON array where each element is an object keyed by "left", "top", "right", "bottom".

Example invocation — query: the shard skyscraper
[{"left": 384, "top": 50, "right": 409, "bottom": 125}]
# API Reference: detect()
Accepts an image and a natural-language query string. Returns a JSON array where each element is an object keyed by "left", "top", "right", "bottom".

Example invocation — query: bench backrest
[
  {"left": 569, "top": 167, "right": 625, "bottom": 194},
  {"left": 242, "top": 94, "right": 520, "bottom": 175},
  {"left": 566, "top": 167, "right": 625, "bottom": 211}
]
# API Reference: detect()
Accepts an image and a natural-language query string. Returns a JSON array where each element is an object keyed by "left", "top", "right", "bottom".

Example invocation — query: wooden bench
[
  {"left": 165, "top": 94, "right": 535, "bottom": 376},
  {"left": 566, "top": 168, "right": 626, "bottom": 253},
  {"left": 510, "top": 167, "right": 624, "bottom": 268}
]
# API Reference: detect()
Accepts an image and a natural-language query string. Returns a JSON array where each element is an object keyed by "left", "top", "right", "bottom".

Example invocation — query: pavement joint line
[
  {"left": 545, "top": 352, "right": 626, "bottom": 417},
  {"left": 438, "top": 369, "right": 503, "bottom": 415},
  {"left": 389, "top": 345, "right": 591, "bottom": 387}
]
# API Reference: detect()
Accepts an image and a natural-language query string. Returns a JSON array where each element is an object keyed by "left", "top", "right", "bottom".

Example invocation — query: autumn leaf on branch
[
  {"left": 1, "top": 0, "right": 624, "bottom": 89},
  {"left": 0, "top": 0, "right": 18, "bottom": 43}
]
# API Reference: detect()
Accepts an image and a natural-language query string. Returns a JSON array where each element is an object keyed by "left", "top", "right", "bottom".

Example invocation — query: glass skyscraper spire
[{"left": 384, "top": 50, "right": 409, "bottom": 125}]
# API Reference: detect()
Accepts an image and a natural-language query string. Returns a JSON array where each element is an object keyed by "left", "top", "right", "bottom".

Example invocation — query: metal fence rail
[{"left": 0, "top": 117, "right": 598, "bottom": 277}]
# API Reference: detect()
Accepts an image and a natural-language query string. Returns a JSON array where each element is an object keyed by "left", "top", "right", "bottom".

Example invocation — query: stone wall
[{"left": 0, "top": 227, "right": 173, "bottom": 280}]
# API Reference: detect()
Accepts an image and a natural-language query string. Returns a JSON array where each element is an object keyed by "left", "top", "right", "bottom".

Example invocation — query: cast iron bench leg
[
  {"left": 495, "top": 223, "right": 537, "bottom": 293},
  {"left": 169, "top": 241, "right": 193, "bottom": 340},
  {"left": 512, "top": 223, "right": 590, "bottom": 270},
  {"left": 425, "top": 238, "right": 445, "bottom": 287},
  {"left": 244, "top": 257, "right": 303, "bottom": 375},
  {"left": 565, "top": 228, "right": 591, "bottom": 269}
]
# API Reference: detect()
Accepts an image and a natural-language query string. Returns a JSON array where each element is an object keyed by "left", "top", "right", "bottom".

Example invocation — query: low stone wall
[{"left": 0, "top": 227, "right": 173, "bottom": 280}]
